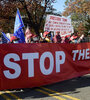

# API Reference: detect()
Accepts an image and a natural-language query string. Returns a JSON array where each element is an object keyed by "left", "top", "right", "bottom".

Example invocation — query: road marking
[
  {"left": 4, "top": 90, "right": 22, "bottom": 100},
  {"left": 40, "top": 87, "right": 80, "bottom": 100},
  {"left": 36, "top": 89, "right": 66, "bottom": 100},
  {"left": 0, "top": 91, "right": 11, "bottom": 100}
]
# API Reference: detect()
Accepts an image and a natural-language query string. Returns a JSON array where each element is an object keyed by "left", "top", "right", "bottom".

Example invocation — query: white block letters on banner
[{"left": 3, "top": 51, "right": 65, "bottom": 79}]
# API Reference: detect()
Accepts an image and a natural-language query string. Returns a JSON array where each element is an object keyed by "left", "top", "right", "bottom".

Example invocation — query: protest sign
[{"left": 44, "top": 15, "right": 74, "bottom": 37}]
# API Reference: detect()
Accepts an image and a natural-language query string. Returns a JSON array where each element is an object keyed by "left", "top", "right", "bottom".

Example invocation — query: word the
[{"left": 72, "top": 49, "right": 90, "bottom": 61}]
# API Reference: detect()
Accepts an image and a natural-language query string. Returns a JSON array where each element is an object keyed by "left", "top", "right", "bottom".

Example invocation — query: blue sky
[{"left": 53, "top": 0, "right": 66, "bottom": 13}]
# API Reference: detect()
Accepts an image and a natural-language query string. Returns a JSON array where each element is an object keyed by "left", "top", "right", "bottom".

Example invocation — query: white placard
[{"left": 44, "top": 15, "right": 74, "bottom": 37}]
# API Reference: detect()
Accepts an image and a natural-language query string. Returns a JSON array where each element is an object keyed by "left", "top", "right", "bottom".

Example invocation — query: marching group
[
  {"left": 0, "top": 27, "right": 84, "bottom": 44},
  {"left": 10, "top": 32, "right": 84, "bottom": 44},
  {"left": 10, "top": 31, "right": 77, "bottom": 44}
]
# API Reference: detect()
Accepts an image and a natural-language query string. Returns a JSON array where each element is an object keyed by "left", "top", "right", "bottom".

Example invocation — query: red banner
[{"left": 0, "top": 43, "right": 90, "bottom": 90}]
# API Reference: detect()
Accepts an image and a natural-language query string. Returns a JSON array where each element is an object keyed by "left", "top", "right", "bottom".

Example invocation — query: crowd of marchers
[
  {"left": 0, "top": 27, "right": 84, "bottom": 44},
  {"left": 11, "top": 31, "right": 84, "bottom": 44},
  {"left": 10, "top": 26, "right": 84, "bottom": 44}
]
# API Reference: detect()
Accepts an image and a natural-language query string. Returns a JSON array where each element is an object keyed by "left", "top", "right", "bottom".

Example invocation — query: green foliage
[
  {"left": 63, "top": 0, "right": 90, "bottom": 36},
  {"left": 0, "top": 0, "right": 56, "bottom": 35},
  {"left": 85, "top": 17, "right": 90, "bottom": 36}
]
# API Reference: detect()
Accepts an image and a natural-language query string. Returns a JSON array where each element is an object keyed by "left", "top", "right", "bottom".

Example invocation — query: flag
[
  {"left": 77, "top": 34, "right": 84, "bottom": 43},
  {"left": 70, "top": 35, "right": 77, "bottom": 41},
  {"left": 25, "top": 26, "right": 33, "bottom": 43},
  {"left": 1, "top": 32, "right": 10, "bottom": 43},
  {"left": 14, "top": 8, "right": 25, "bottom": 43}
]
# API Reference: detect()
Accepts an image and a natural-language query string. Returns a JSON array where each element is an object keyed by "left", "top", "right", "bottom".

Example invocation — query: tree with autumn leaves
[
  {"left": 0, "top": 0, "right": 56, "bottom": 36},
  {"left": 63, "top": 0, "right": 90, "bottom": 36}
]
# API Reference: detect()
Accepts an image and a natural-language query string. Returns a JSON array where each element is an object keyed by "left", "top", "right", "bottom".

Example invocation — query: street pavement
[{"left": 0, "top": 74, "right": 90, "bottom": 100}]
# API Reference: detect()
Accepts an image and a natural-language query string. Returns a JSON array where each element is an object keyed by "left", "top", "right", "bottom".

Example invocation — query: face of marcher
[{"left": 56, "top": 32, "right": 59, "bottom": 35}]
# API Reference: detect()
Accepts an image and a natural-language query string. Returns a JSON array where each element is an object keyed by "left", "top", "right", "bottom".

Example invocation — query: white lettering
[
  {"left": 78, "top": 49, "right": 85, "bottom": 60},
  {"left": 22, "top": 53, "right": 39, "bottom": 77},
  {"left": 3, "top": 53, "right": 21, "bottom": 79},
  {"left": 72, "top": 50, "right": 79, "bottom": 61},
  {"left": 3, "top": 51, "right": 66, "bottom": 79},
  {"left": 56, "top": 51, "right": 65, "bottom": 72},
  {"left": 85, "top": 49, "right": 90, "bottom": 59},
  {"left": 40, "top": 52, "right": 54, "bottom": 75}
]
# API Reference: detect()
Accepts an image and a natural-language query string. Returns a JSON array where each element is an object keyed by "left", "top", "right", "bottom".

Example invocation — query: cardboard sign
[{"left": 44, "top": 15, "right": 74, "bottom": 37}]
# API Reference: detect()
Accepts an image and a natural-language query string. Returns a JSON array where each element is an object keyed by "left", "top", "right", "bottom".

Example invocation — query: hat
[
  {"left": 43, "top": 31, "right": 50, "bottom": 37},
  {"left": 56, "top": 31, "right": 60, "bottom": 33},
  {"left": 10, "top": 36, "right": 17, "bottom": 42},
  {"left": 26, "top": 34, "right": 33, "bottom": 39},
  {"left": 32, "top": 35, "right": 39, "bottom": 41}
]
